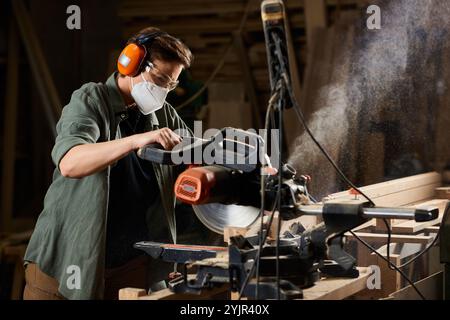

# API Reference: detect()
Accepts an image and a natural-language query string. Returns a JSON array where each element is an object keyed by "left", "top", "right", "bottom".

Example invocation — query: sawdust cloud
[{"left": 288, "top": 0, "right": 450, "bottom": 198}]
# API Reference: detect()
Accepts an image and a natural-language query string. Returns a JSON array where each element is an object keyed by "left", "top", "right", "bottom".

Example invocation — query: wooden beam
[
  {"left": 12, "top": 0, "right": 61, "bottom": 137},
  {"left": 232, "top": 31, "right": 262, "bottom": 128},
  {"left": 423, "top": 226, "right": 440, "bottom": 233},
  {"left": 118, "top": 288, "right": 147, "bottom": 300},
  {"left": 119, "top": 0, "right": 296, "bottom": 17},
  {"left": 223, "top": 226, "right": 248, "bottom": 244},
  {"left": 328, "top": 172, "right": 442, "bottom": 206},
  {"left": 126, "top": 14, "right": 306, "bottom": 36},
  {"left": 1, "top": 18, "right": 19, "bottom": 232},
  {"left": 368, "top": 252, "right": 401, "bottom": 299},
  {"left": 304, "top": 0, "right": 327, "bottom": 48}
]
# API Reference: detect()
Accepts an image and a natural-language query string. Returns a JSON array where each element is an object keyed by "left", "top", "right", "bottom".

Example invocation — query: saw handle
[
  {"left": 137, "top": 136, "right": 210, "bottom": 165},
  {"left": 137, "top": 143, "right": 174, "bottom": 164}
]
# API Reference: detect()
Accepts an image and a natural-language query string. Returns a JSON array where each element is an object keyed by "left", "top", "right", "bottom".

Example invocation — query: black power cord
[
  {"left": 255, "top": 89, "right": 279, "bottom": 299},
  {"left": 350, "top": 231, "right": 426, "bottom": 300},
  {"left": 241, "top": 83, "right": 285, "bottom": 300},
  {"left": 238, "top": 198, "right": 280, "bottom": 299},
  {"left": 275, "top": 81, "right": 285, "bottom": 300}
]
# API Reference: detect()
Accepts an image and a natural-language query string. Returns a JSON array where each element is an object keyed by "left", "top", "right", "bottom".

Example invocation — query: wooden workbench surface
[
  {"left": 119, "top": 267, "right": 370, "bottom": 300},
  {"left": 302, "top": 267, "right": 370, "bottom": 300}
]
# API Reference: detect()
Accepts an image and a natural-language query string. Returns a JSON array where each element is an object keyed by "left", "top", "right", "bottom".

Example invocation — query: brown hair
[{"left": 127, "top": 27, "right": 193, "bottom": 68}]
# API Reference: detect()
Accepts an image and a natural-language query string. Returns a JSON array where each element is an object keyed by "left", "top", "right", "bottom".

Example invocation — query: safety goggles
[{"left": 144, "top": 61, "right": 179, "bottom": 91}]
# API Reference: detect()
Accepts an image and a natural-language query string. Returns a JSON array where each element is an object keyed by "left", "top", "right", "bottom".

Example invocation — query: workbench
[{"left": 119, "top": 267, "right": 370, "bottom": 300}]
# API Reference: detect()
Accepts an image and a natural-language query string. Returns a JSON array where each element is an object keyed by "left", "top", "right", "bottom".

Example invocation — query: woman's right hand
[{"left": 132, "top": 127, "right": 182, "bottom": 150}]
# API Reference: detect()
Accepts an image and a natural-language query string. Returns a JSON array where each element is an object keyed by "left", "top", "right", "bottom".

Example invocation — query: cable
[
  {"left": 238, "top": 198, "right": 280, "bottom": 299},
  {"left": 242, "top": 86, "right": 282, "bottom": 300},
  {"left": 350, "top": 231, "right": 426, "bottom": 300},
  {"left": 382, "top": 218, "right": 395, "bottom": 271},
  {"left": 275, "top": 81, "right": 285, "bottom": 300},
  {"left": 255, "top": 90, "right": 277, "bottom": 299}
]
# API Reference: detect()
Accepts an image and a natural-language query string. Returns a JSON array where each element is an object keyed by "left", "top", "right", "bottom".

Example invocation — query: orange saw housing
[{"left": 174, "top": 166, "right": 218, "bottom": 205}]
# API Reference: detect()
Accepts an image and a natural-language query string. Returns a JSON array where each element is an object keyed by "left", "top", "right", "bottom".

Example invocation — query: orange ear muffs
[{"left": 117, "top": 43, "right": 147, "bottom": 77}]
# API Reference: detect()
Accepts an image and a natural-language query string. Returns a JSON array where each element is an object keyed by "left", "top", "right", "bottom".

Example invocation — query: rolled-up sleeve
[{"left": 51, "top": 90, "right": 102, "bottom": 170}]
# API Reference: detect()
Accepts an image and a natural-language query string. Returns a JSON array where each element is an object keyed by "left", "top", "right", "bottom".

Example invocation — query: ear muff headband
[{"left": 117, "top": 31, "right": 167, "bottom": 77}]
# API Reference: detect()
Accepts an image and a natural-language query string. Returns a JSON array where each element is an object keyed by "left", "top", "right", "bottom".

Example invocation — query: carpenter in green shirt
[{"left": 23, "top": 27, "right": 193, "bottom": 300}]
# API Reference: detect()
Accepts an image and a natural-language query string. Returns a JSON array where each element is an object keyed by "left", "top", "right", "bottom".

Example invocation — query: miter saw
[
  {"left": 135, "top": 127, "right": 438, "bottom": 299},
  {"left": 134, "top": 0, "right": 440, "bottom": 299}
]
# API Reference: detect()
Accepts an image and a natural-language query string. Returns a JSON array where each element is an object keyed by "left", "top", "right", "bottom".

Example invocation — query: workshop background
[{"left": 1, "top": 0, "right": 450, "bottom": 300}]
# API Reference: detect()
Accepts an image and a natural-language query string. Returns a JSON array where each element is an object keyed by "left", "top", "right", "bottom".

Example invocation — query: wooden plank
[
  {"left": 386, "top": 271, "right": 443, "bottom": 300},
  {"left": 371, "top": 184, "right": 441, "bottom": 207},
  {"left": 328, "top": 172, "right": 441, "bottom": 206},
  {"left": 352, "top": 219, "right": 376, "bottom": 232},
  {"left": 356, "top": 253, "right": 401, "bottom": 299},
  {"left": 119, "top": 288, "right": 147, "bottom": 300},
  {"left": 223, "top": 226, "right": 248, "bottom": 244},
  {"left": 435, "top": 187, "right": 450, "bottom": 199},
  {"left": 268, "top": 211, "right": 280, "bottom": 240},
  {"left": 302, "top": 267, "right": 370, "bottom": 300},
  {"left": 423, "top": 226, "right": 440, "bottom": 233},
  {"left": 379, "top": 243, "right": 429, "bottom": 292},
  {"left": 1, "top": 18, "right": 19, "bottom": 233}
]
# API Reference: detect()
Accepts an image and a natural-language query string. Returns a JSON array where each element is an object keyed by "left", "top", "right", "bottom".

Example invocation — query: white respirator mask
[{"left": 130, "top": 73, "right": 169, "bottom": 115}]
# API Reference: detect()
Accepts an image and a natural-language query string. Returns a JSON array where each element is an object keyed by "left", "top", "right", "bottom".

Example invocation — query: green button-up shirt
[{"left": 24, "top": 72, "right": 190, "bottom": 299}]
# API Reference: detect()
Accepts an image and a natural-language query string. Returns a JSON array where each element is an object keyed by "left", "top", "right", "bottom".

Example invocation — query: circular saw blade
[{"left": 192, "top": 203, "right": 260, "bottom": 234}]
